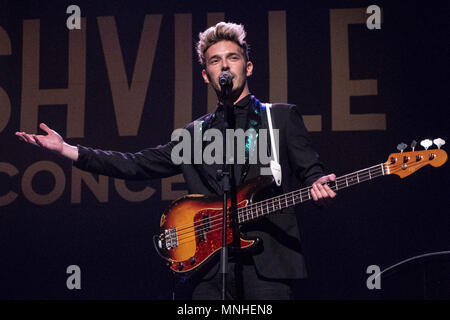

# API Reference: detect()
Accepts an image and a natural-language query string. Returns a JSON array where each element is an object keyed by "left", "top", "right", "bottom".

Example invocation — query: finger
[
  {"left": 31, "top": 135, "right": 39, "bottom": 146},
  {"left": 19, "top": 132, "right": 30, "bottom": 142},
  {"left": 329, "top": 174, "right": 336, "bottom": 181},
  {"left": 22, "top": 133, "right": 34, "bottom": 144},
  {"left": 310, "top": 188, "right": 317, "bottom": 201},
  {"left": 311, "top": 184, "right": 321, "bottom": 201},
  {"left": 39, "top": 123, "right": 52, "bottom": 134},
  {"left": 33, "top": 135, "right": 44, "bottom": 147},
  {"left": 311, "top": 188, "right": 325, "bottom": 206},
  {"left": 313, "top": 184, "right": 323, "bottom": 199},
  {"left": 316, "top": 183, "right": 329, "bottom": 199},
  {"left": 16, "top": 132, "right": 26, "bottom": 142},
  {"left": 315, "top": 177, "right": 327, "bottom": 185},
  {"left": 323, "top": 184, "right": 336, "bottom": 198},
  {"left": 23, "top": 133, "right": 39, "bottom": 146}
]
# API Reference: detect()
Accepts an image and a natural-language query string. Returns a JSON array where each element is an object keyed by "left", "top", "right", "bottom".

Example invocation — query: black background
[{"left": 0, "top": 0, "right": 449, "bottom": 299}]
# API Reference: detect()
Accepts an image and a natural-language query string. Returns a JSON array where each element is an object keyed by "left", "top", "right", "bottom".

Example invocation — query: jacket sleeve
[
  {"left": 286, "top": 105, "right": 325, "bottom": 186},
  {"left": 73, "top": 140, "right": 181, "bottom": 180}
]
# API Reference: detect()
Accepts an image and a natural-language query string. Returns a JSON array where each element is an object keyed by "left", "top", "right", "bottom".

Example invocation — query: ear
[
  {"left": 246, "top": 61, "right": 253, "bottom": 77},
  {"left": 201, "top": 69, "right": 210, "bottom": 84}
]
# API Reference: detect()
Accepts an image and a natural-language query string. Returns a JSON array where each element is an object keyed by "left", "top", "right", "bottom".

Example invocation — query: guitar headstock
[{"left": 385, "top": 138, "right": 447, "bottom": 178}]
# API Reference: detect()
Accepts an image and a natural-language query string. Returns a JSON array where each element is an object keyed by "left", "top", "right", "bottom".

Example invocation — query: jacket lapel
[{"left": 193, "top": 96, "right": 266, "bottom": 195}]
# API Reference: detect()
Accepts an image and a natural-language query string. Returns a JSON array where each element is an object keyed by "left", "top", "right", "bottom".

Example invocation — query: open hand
[{"left": 15, "top": 123, "right": 64, "bottom": 154}]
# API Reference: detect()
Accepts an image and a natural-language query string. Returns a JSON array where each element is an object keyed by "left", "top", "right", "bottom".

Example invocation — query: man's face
[{"left": 202, "top": 40, "right": 253, "bottom": 101}]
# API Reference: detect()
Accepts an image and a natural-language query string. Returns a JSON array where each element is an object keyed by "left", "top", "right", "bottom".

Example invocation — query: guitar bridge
[{"left": 164, "top": 228, "right": 178, "bottom": 250}]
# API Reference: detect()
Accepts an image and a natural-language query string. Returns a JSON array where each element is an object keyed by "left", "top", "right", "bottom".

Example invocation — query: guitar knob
[
  {"left": 177, "top": 262, "right": 184, "bottom": 271},
  {"left": 433, "top": 138, "right": 445, "bottom": 149},
  {"left": 410, "top": 140, "right": 417, "bottom": 152},
  {"left": 397, "top": 142, "right": 407, "bottom": 153},
  {"left": 420, "top": 139, "right": 433, "bottom": 150},
  {"left": 189, "top": 257, "right": 196, "bottom": 265}
]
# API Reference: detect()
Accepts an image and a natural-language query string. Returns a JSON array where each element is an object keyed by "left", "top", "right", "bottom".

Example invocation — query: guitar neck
[{"left": 237, "top": 162, "right": 387, "bottom": 224}]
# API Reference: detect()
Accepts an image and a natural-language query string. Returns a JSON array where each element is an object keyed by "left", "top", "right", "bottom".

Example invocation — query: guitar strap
[{"left": 261, "top": 103, "right": 282, "bottom": 186}]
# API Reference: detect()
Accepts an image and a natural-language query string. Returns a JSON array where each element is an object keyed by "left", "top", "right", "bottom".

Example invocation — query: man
[{"left": 16, "top": 22, "right": 336, "bottom": 299}]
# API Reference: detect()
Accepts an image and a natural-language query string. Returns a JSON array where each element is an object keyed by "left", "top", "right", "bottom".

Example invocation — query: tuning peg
[
  {"left": 420, "top": 139, "right": 433, "bottom": 150},
  {"left": 410, "top": 140, "right": 417, "bottom": 152},
  {"left": 397, "top": 142, "right": 407, "bottom": 153},
  {"left": 433, "top": 138, "right": 445, "bottom": 149}
]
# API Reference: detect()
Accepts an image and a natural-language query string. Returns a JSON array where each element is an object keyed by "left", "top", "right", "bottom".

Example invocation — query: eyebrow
[{"left": 207, "top": 52, "right": 242, "bottom": 61}]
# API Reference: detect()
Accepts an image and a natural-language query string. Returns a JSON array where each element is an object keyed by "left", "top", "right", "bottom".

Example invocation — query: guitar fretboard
[{"left": 237, "top": 163, "right": 386, "bottom": 223}]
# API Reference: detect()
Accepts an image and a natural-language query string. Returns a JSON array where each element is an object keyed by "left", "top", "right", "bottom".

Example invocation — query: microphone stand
[{"left": 217, "top": 84, "right": 234, "bottom": 300}]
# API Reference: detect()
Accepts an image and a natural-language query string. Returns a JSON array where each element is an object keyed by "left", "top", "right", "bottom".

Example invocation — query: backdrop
[{"left": 0, "top": 0, "right": 449, "bottom": 299}]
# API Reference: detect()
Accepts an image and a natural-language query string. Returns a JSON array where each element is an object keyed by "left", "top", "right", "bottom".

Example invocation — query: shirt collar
[
  {"left": 234, "top": 94, "right": 252, "bottom": 108},
  {"left": 217, "top": 93, "right": 252, "bottom": 110}
]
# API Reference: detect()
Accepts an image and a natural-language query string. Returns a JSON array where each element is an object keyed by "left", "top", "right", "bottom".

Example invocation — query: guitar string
[
  {"left": 174, "top": 159, "right": 428, "bottom": 247},
  {"left": 168, "top": 151, "right": 440, "bottom": 240},
  {"left": 174, "top": 169, "right": 381, "bottom": 245},
  {"left": 175, "top": 173, "right": 386, "bottom": 247},
  {"left": 172, "top": 163, "right": 384, "bottom": 235},
  {"left": 172, "top": 163, "right": 384, "bottom": 238},
  {"left": 174, "top": 165, "right": 388, "bottom": 244},
  {"left": 174, "top": 164, "right": 385, "bottom": 241}
]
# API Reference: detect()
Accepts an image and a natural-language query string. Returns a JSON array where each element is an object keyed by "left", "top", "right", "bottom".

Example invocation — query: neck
[
  {"left": 237, "top": 162, "right": 387, "bottom": 224},
  {"left": 219, "top": 85, "right": 250, "bottom": 106}
]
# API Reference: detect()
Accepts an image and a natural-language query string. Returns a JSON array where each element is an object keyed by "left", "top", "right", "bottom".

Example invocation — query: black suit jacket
[{"left": 74, "top": 96, "right": 325, "bottom": 279}]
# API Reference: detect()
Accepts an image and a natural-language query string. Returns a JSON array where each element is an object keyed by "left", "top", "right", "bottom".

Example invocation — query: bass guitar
[{"left": 153, "top": 139, "right": 447, "bottom": 274}]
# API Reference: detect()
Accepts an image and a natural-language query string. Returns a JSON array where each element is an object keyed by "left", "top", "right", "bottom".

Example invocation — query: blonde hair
[{"left": 196, "top": 22, "right": 249, "bottom": 66}]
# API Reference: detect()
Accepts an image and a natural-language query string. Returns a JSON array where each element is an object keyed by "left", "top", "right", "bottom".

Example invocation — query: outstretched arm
[{"left": 15, "top": 123, "right": 180, "bottom": 180}]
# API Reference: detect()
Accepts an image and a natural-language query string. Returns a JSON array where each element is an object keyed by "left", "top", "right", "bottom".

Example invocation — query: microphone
[{"left": 219, "top": 71, "right": 234, "bottom": 87}]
